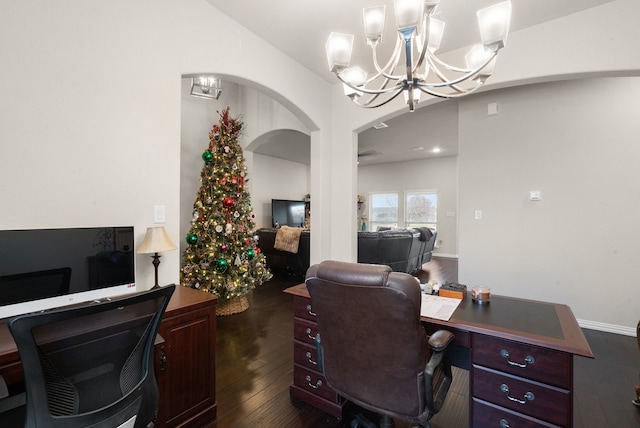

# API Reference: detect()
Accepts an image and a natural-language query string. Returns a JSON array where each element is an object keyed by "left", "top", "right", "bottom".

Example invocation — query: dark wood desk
[
  {"left": 0, "top": 285, "right": 217, "bottom": 428},
  {"left": 284, "top": 284, "right": 594, "bottom": 428}
]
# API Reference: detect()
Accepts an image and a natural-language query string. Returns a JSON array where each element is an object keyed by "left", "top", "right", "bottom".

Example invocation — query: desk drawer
[
  {"left": 0, "top": 360, "right": 23, "bottom": 387},
  {"left": 293, "top": 296, "right": 317, "bottom": 322},
  {"left": 293, "top": 364, "right": 340, "bottom": 403},
  {"left": 473, "top": 398, "right": 562, "bottom": 428},
  {"left": 473, "top": 366, "right": 570, "bottom": 427},
  {"left": 472, "top": 334, "right": 571, "bottom": 389},
  {"left": 294, "top": 342, "right": 321, "bottom": 371},
  {"left": 293, "top": 318, "right": 319, "bottom": 347}
]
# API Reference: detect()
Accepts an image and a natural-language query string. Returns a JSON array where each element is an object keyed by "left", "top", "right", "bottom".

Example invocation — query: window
[
  {"left": 405, "top": 191, "right": 437, "bottom": 229},
  {"left": 369, "top": 193, "right": 398, "bottom": 231},
  {"left": 366, "top": 190, "right": 437, "bottom": 231}
]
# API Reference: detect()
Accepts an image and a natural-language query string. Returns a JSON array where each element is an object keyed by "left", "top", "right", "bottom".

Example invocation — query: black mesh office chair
[
  {"left": 305, "top": 261, "right": 454, "bottom": 428},
  {"left": 5, "top": 284, "right": 175, "bottom": 428}
]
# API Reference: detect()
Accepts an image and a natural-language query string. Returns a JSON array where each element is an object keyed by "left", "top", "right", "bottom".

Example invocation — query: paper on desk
[{"left": 420, "top": 294, "right": 462, "bottom": 321}]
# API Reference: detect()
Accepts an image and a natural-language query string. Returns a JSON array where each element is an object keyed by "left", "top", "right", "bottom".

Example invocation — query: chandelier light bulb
[
  {"left": 326, "top": 32, "right": 354, "bottom": 73},
  {"left": 363, "top": 5, "right": 386, "bottom": 45},
  {"left": 394, "top": 0, "right": 424, "bottom": 32},
  {"left": 477, "top": 1, "right": 512, "bottom": 51}
]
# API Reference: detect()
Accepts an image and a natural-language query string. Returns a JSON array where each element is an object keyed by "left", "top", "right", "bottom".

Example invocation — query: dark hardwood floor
[{"left": 206, "top": 258, "right": 640, "bottom": 428}]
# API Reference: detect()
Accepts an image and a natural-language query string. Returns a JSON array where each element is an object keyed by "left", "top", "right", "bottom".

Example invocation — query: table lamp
[{"left": 137, "top": 226, "right": 177, "bottom": 288}]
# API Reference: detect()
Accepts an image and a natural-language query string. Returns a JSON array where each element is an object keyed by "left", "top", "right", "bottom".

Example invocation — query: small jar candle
[{"left": 471, "top": 286, "right": 491, "bottom": 303}]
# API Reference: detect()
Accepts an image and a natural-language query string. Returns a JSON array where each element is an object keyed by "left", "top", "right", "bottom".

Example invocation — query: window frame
[{"left": 365, "top": 189, "right": 437, "bottom": 231}]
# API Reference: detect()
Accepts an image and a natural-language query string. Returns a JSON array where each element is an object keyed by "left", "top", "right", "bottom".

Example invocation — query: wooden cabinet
[
  {"left": 155, "top": 286, "right": 217, "bottom": 428},
  {"left": 471, "top": 334, "right": 571, "bottom": 427},
  {"left": 289, "top": 294, "right": 345, "bottom": 418},
  {"left": 0, "top": 285, "right": 218, "bottom": 428}
]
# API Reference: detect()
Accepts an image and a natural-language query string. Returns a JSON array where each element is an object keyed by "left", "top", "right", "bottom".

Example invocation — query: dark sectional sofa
[
  {"left": 357, "top": 227, "right": 436, "bottom": 274},
  {"left": 256, "top": 227, "right": 436, "bottom": 277},
  {"left": 256, "top": 228, "right": 311, "bottom": 276}
]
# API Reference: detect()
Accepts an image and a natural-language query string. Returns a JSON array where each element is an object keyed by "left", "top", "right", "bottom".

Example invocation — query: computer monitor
[{"left": 0, "top": 226, "right": 136, "bottom": 319}]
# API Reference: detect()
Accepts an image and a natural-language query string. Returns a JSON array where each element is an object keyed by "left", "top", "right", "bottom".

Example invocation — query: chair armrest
[
  {"left": 428, "top": 330, "right": 454, "bottom": 352},
  {"left": 315, "top": 333, "right": 324, "bottom": 373},
  {"left": 424, "top": 330, "right": 454, "bottom": 415},
  {"left": 425, "top": 330, "right": 454, "bottom": 377}
]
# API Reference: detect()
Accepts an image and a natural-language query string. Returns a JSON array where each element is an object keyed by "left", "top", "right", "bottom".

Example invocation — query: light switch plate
[{"left": 154, "top": 205, "right": 166, "bottom": 223}]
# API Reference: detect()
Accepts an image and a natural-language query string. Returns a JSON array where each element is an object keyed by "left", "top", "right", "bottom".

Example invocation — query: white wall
[
  {"left": 180, "top": 78, "right": 241, "bottom": 255},
  {"left": 0, "top": 0, "right": 331, "bottom": 292},
  {"left": 180, "top": 78, "right": 311, "bottom": 253},
  {"left": 357, "top": 156, "right": 458, "bottom": 256},
  {"left": 251, "top": 154, "right": 310, "bottom": 229},
  {"left": 458, "top": 77, "right": 640, "bottom": 333}
]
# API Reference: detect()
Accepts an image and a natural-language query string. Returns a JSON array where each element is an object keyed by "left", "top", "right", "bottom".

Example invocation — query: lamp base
[{"left": 151, "top": 253, "right": 161, "bottom": 289}]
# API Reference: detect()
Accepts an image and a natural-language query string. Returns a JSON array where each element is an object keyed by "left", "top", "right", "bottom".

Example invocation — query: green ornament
[
  {"left": 186, "top": 233, "right": 198, "bottom": 245},
  {"left": 202, "top": 151, "right": 213, "bottom": 162},
  {"left": 247, "top": 248, "right": 255, "bottom": 260},
  {"left": 215, "top": 258, "right": 229, "bottom": 273}
]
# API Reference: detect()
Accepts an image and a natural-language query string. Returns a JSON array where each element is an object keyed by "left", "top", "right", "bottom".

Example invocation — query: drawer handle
[
  {"left": 159, "top": 345, "right": 167, "bottom": 371},
  {"left": 500, "top": 349, "right": 535, "bottom": 368},
  {"left": 305, "top": 328, "right": 317, "bottom": 340},
  {"left": 500, "top": 384, "right": 535, "bottom": 404},
  {"left": 499, "top": 419, "right": 510, "bottom": 428},
  {"left": 306, "top": 304, "right": 317, "bottom": 316},
  {"left": 305, "top": 375, "right": 322, "bottom": 389},
  {"left": 305, "top": 351, "right": 318, "bottom": 365}
]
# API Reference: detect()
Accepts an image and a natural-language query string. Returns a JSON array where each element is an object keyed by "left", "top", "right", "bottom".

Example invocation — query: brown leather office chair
[{"left": 305, "top": 260, "right": 454, "bottom": 428}]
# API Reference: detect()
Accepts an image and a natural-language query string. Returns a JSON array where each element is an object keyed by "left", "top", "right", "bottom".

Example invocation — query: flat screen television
[
  {"left": 271, "top": 199, "right": 306, "bottom": 228},
  {"left": 0, "top": 226, "right": 136, "bottom": 319}
]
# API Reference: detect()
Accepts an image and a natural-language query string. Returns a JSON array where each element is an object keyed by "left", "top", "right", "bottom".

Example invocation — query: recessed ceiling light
[
  {"left": 432, "top": 147, "right": 441, "bottom": 153},
  {"left": 372, "top": 122, "right": 388, "bottom": 130},
  {"left": 411, "top": 146, "right": 424, "bottom": 151}
]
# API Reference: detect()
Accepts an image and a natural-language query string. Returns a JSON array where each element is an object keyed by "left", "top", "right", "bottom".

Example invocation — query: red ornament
[{"left": 223, "top": 197, "right": 235, "bottom": 208}]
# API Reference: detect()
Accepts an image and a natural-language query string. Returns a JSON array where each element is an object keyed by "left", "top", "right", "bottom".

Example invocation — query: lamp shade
[{"left": 137, "top": 226, "right": 177, "bottom": 254}]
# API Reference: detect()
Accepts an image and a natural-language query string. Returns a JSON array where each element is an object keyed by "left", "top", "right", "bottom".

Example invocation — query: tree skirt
[{"left": 216, "top": 295, "right": 249, "bottom": 316}]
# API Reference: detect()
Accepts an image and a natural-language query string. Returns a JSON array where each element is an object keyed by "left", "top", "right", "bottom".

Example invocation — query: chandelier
[{"left": 325, "top": 0, "right": 512, "bottom": 111}]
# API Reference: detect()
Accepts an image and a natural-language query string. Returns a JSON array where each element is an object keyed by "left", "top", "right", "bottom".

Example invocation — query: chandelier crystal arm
[
  {"left": 423, "top": 51, "right": 498, "bottom": 88},
  {"left": 336, "top": 72, "right": 404, "bottom": 96},
  {"left": 353, "top": 87, "right": 406, "bottom": 109},
  {"left": 427, "top": 48, "right": 496, "bottom": 75},
  {"left": 370, "top": 36, "right": 405, "bottom": 81},
  {"left": 417, "top": 81, "right": 485, "bottom": 99}
]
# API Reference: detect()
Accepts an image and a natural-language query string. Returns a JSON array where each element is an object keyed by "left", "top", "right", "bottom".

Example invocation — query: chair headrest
[{"left": 307, "top": 260, "right": 392, "bottom": 287}]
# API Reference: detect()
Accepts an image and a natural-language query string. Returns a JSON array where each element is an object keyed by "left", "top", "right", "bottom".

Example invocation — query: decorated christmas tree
[{"left": 181, "top": 107, "right": 271, "bottom": 314}]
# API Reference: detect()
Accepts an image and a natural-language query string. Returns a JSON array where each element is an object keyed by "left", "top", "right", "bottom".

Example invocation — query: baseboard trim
[
  {"left": 578, "top": 319, "right": 636, "bottom": 336},
  {"left": 432, "top": 253, "right": 458, "bottom": 259}
]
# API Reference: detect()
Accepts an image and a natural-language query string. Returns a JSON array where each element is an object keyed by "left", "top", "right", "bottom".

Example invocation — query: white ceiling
[{"left": 209, "top": 0, "right": 613, "bottom": 165}]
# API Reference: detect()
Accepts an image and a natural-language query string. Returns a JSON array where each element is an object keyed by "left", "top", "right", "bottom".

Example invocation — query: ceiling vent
[{"left": 372, "top": 122, "right": 388, "bottom": 130}]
